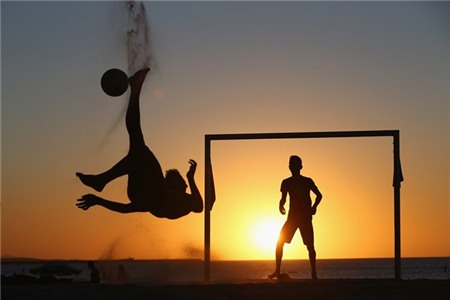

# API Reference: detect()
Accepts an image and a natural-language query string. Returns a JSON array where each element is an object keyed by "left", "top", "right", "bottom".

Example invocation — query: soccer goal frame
[{"left": 204, "top": 130, "right": 403, "bottom": 281}]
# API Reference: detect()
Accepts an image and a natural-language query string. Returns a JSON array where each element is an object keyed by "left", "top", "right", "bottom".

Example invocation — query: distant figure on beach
[
  {"left": 269, "top": 155, "right": 322, "bottom": 280},
  {"left": 88, "top": 261, "right": 100, "bottom": 283},
  {"left": 116, "top": 264, "right": 129, "bottom": 284},
  {"left": 76, "top": 68, "right": 203, "bottom": 219}
]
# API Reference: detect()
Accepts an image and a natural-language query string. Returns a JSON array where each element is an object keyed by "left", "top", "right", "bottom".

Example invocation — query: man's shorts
[{"left": 279, "top": 215, "right": 314, "bottom": 246}]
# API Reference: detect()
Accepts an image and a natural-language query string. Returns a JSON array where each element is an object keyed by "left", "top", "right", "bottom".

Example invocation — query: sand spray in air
[
  {"left": 127, "top": 0, "right": 152, "bottom": 75},
  {"left": 99, "top": 1, "right": 155, "bottom": 147}
]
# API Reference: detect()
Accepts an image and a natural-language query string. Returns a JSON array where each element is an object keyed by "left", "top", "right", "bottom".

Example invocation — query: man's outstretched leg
[
  {"left": 125, "top": 68, "right": 166, "bottom": 208},
  {"left": 126, "top": 68, "right": 149, "bottom": 151},
  {"left": 76, "top": 156, "right": 129, "bottom": 192}
]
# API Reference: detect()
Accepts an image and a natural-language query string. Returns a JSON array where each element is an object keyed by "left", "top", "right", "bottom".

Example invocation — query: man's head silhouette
[{"left": 289, "top": 155, "right": 303, "bottom": 173}]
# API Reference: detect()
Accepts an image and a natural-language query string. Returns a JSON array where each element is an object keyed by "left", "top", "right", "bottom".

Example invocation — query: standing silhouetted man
[{"left": 269, "top": 155, "right": 322, "bottom": 280}]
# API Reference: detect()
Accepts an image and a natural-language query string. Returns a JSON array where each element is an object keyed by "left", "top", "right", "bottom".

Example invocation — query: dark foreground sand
[{"left": 2, "top": 279, "right": 449, "bottom": 300}]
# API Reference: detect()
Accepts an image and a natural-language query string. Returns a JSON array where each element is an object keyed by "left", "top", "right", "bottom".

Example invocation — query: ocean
[{"left": 1, "top": 258, "right": 449, "bottom": 284}]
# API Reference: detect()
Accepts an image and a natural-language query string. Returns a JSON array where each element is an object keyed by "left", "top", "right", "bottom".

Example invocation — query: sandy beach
[{"left": 2, "top": 279, "right": 449, "bottom": 300}]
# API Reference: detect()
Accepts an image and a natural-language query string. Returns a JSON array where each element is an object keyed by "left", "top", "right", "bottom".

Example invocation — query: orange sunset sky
[{"left": 1, "top": 1, "right": 449, "bottom": 261}]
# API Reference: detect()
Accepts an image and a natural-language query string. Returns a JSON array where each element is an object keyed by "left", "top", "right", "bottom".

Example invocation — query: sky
[{"left": 1, "top": 1, "right": 449, "bottom": 261}]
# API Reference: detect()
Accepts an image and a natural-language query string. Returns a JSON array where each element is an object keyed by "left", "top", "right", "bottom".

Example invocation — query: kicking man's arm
[
  {"left": 76, "top": 194, "right": 146, "bottom": 213},
  {"left": 186, "top": 160, "right": 203, "bottom": 213}
]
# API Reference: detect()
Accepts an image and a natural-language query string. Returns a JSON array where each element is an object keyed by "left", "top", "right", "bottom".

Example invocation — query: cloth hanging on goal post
[
  {"left": 393, "top": 151, "right": 404, "bottom": 188},
  {"left": 206, "top": 159, "right": 216, "bottom": 211}
]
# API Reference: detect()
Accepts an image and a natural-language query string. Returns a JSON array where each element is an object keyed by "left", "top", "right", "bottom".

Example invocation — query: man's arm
[
  {"left": 311, "top": 184, "right": 322, "bottom": 215},
  {"left": 77, "top": 194, "right": 145, "bottom": 213},
  {"left": 186, "top": 159, "right": 204, "bottom": 213},
  {"left": 279, "top": 191, "right": 288, "bottom": 215}
]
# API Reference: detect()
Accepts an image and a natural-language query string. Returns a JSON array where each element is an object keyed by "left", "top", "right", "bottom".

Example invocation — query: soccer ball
[{"left": 101, "top": 69, "right": 129, "bottom": 97}]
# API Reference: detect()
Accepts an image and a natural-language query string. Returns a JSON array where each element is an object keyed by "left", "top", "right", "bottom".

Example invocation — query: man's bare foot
[
  {"left": 76, "top": 173, "right": 105, "bottom": 192},
  {"left": 128, "top": 68, "right": 150, "bottom": 91},
  {"left": 312, "top": 273, "right": 318, "bottom": 280}
]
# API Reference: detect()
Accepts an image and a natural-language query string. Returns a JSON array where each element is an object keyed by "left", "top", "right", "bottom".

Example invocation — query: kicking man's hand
[
  {"left": 76, "top": 194, "right": 100, "bottom": 210},
  {"left": 186, "top": 159, "right": 197, "bottom": 180}
]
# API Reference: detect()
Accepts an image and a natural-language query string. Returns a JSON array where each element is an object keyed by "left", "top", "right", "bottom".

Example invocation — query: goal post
[{"left": 204, "top": 130, "right": 403, "bottom": 280}]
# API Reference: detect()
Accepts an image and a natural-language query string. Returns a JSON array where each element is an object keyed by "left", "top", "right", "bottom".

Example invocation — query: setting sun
[{"left": 249, "top": 217, "right": 283, "bottom": 253}]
